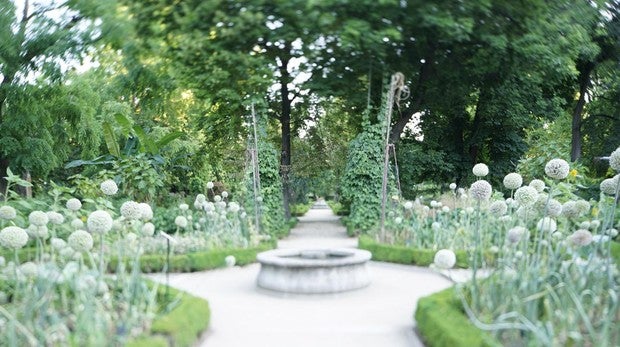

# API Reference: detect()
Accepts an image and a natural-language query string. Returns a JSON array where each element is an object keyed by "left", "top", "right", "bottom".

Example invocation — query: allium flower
[
  {"left": 31, "top": 225, "right": 49, "bottom": 239},
  {"left": 213, "top": 195, "right": 222, "bottom": 203},
  {"left": 256, "top": 196, "right": 263, "bottom": 203},
  {"left": 221, "top": 191, "right": 229, "bottom": 199},
  {"left": 0, "top": 205, "right": 16, "bottom": 220},
  {"left": 507, "top": 226, "right": 528, "bottom": 243},
  {"left": 609, "top": 146, "right": 620, "bottom": 171},
  {"left": 600, "top": 177, "right": 619, "bottom": 195},
  {"left": 87, "top": 210, "right": 113, "bottom": 234},
  {"left": 66, "top": 198, "right": 82, "bottom": 211},
  {"left": 68, "top": 230, "right": 94, "bottom": 252},
  {"left": 46, "top": 211, "right": 64, "bottom": 225},
  {"left": 472, "top": 163, "right": 489, "bottom": 177},
  {"left": 203, "top": 202, "right": 215, "bottom": 212},
  {"left": 536, "top": 217, "right": 557, "bottom": 233},
  {"left": 403, "top": 201, "right": 413, "bottom": 210},
  {"left": 590, "top": 220, "right": 601, "bottom": 230},
  {"left": 434, "top": 249, "right": 456, "bottom": 269},
  {"left": 100, "top": 179, "right": 118, "bottom": 195},
  {"left": 139, "top": 203, "right": 153, "bottom": 221},
  {"left": 469, "top": 180, "right": 492, "bottom": 201},
  {"left": 431, "top": 222, "right": 441, "bottom": 231},
  {"left": 196, "top": 194, "right": 207, "bottom": 203},
  {"left": 606, "top": 228, "right": 619, "bottom": 237},
  {"left": 0, "top": 226, "right": 28, "bottom": 249},
  {"left": 575, "top": 200, "right": 590, "bottom": 215},
  {"left": 19, "top": 262, "right": 38, "bottom": 278},
  {"left": 546, "top": 199, "right": 563, "bottom": 217},
  {"left": 394, "top": 217, "right": 403, "bottom": 224},
  {"left": 489, "top": 246, "right": 500, "bottom": 254},
  {"left": 514, "top": 186, "right": 538, "bottom": 206},
  {"left": 228, "top": 202, "right": 240, "bottom": 213},
  {"left": 579, "top": 221, "right": 591, "bottom": 230},
  {"left": 544, "top": 158, "right": 570, "bottom": 180},
  {"left": 29, "top": 211, "right": 49, "bottom": 226},
  {"left": 175, "top": 216, "right": 188, "bottom": 228},
  {"left": 179, "top": 203, "right": 189, "bottom": 211},
  {"left": 529, "top": 179, "right": 546, "bottom": 192},
  {"left": 503, "top": 173, "right": 523, "bottom": 190},
  {"left": 441, "top": 206, "right": 450, "bottom": 213},
  {"left": 206, "top": 182, "right": 214, "bottom": 189},
  {"left": 125, "top": 232, "right": 138, "bottom": 243},
  {"left": 225, "top": 255, "right": 236, "bottom": 267},
  {"left": 569, "top": 229, "right": 593, "bottom": 247},
  {"left": 120, "top": 201, "right": 141, "bottom": 220},
  {"left": 562, "top": 201, "right": 579, "bottom": 218},
  {"left": 71, "top": 218, "right": 84, "bottom": 229},
  {"left": 449, "top": 183, "right": 457, "bottom": 190},
  {"left": 51, "top": 238, "right": 66, "bottom": 250},
  {"left": 488, "top": 200, "right": 508, "bottom": 216},
  {"left": 141, "top": 222, "right": 155, "bottom": 236}
]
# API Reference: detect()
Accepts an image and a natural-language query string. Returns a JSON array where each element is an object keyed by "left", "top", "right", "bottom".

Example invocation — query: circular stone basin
[{"left": 256, "top": 248, "right": 371, "bottom": 294}]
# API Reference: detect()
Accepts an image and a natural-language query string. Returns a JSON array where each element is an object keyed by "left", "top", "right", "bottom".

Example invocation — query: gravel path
[{"left": 150, "top": 201, "right": 454, "bottom": 347}]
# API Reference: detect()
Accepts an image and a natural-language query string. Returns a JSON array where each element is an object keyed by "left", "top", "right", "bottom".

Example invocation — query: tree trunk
[
  {"left": 571, "top": 62, "right": 593, "bottom": 162},
  {"left": 279, "top": 54, "right": 292, "bottom": 220}
]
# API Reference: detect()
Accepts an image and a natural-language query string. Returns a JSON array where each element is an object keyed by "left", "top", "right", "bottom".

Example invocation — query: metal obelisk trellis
[
  {"left": 250, "top": 104, "right": 262, "bottom": 234},
  {"left": 379, "top": 73, "right": 405, "bottom": 242}
]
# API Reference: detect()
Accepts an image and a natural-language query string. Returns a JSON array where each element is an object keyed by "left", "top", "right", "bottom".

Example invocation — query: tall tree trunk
[
  {"left": 279, "top": 54, "right": 292, "bottom": 220},
  {"left": 571, "top": 62, "right": 593, "bottom": 162}
]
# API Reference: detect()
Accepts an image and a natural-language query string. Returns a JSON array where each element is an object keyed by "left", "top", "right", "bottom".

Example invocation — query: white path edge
[{"left": 150, "top": 203, "right": 456, "bottom": 347}]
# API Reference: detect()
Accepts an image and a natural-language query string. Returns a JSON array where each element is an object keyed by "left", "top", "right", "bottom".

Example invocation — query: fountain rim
[{"left": 256, "top": 248, "right": 371, "bottom": 268}]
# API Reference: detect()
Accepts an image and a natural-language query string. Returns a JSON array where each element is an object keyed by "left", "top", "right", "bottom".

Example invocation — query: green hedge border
[
  {"left": 357, "top": 235, "right": 470, "bottom": 268},
  {"left": 127, "top": 285, "right": 211, "bottom": 347},
  {"left": 108, "top": 240, "right": 277, "bottom": 273},
  {"left": 415, "top": 287, "right": 499, "bottom": 347}
]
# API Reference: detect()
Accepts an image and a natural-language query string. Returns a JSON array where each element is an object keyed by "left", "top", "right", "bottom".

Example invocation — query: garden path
[{"left": 150, "top": 201, "right": 454, "bottom": 347}]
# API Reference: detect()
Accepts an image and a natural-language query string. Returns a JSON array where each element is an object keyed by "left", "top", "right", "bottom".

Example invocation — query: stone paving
[{"left": 150, "top": 201, "right": 458, "bottom": 347}]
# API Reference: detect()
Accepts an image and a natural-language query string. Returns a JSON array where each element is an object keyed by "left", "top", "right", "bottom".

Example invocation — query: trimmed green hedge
[
  {"left": 107, "top": 241, "right": 277, "bottom": 273},
  {"left": 127, "top": 285, "right": 210, "bottom": 347},
  {"left": 358, "top": 235, "right": 469, "bottom": 268},
  {"left": 415, "top": 287, "right": 500, "bottom": 347}
]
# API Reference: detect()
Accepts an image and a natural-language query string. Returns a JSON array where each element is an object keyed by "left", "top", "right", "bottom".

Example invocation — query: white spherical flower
[
  {"left": 472, "top": 163, "right": 489, "bottom": 177},
  {"left": 457, "top": 188, "right": 465, "bottom": 195},
  {"left": 403, "top": 201, "right": 413, "bottom": 210},
  {"left": 65, "top": 198, "right": 82, "bottom": 211},
  {"left": 569, "top": 229, "right": 593, "bottom": 247},
  {"left": 499, "top": 215, "right": 512, "bottom": 223},
  {"left": 503, "top": 173, "right": 523, "bottom": 190},
  {"left": 256, "top": 196, "right": 263, "bottom": 203},
  {"left": 175, "top": 216, "right": 188, "bottom": 228},
  {"left": 536, "top": 217, "right": 557, "bottom": 233},
  {"left": 590, "top": 220, "right": 601, "bottom": 230},
  {"left": 609, "top": 146, "right": 620, "bottom": 171},
  {"left": 574, "top": 200, "right": 590, "bottom": 216},
  {"left": 29, "top": 211, "right": 49, "bottom": 226},
  {"left": 0, "top": 205, "right": 16, "bottom": 220},
  {"left": 441, "top": 206, "right": 450, "bottom": 213},
  {"left": 606, "top": 228, "right": 619, "bottom": 237},
  {"left": 562, "top": 201, "right": 580, "bottom": 218},
  {"left": 529, "top": 179, "right": 546, "bottom": 192},
  {"left": 203, "top": 202, "right": 215, "bottom": 212},
  {"left": 179, "top": 203, "right": 189, "bottom": 211},
  {"left": 196, "top": 194, "right": 207, "bottom": 203},
  {"left": 138, "top": 203, "right": 153, "bottom": 221},
  {"left": 33, "top": 225, "right": 49, "bottom": 239},
  {"left": 68, "top": 230, "right": 94, "bottom": 252},
  {"left": 51, "top": 238, "right": 66, "bottom": 251},
  {"left": 449, "top": 183, "right": 457, "bottom": 190},
  {"left": 206, "top": 182, "right": 214, "bottom": 189},
  {"left": 430, "top": 200, "right": 438, "bottom": 208},
  {"left": 515, "top": 251, "right": 524, "bottom": 259},
  {"left": 120, "top": 201, "right": 142, "bottom": 220},
  {"left": 213, "top": 195, "right": 222, "bottom": 202},
  {"left": 544, "top": 158, "right": 570, "bottom": 180},
  {"left": 228, "top": 202, "right": 240, "bottom": 213},
  {"left": 225, "top": 255, "right": 236, "bottom": 267},
  {"left": 87, "top": 210, "right": 113, "bottom": 234},
  {"left": 579, "top": 221, "right": 591, "bottom": 230},
  {"left": 221, "top": 191, "right": 229, "bottom": 199},
  {"left": 600, "top": 177, "right": 618, "bottom": 195},
  {"left": 46, "top": 211, "right": 64, "bottom": 225},
  {"left": 488, "top": 200, "right": 508, "bottom": 216},
  {"left": 505, "top": 197, "right": 515, "bottom": 206},
  {"left": 434, "top": 249, "right": 457, "bottom": 269},
  {"left": 19, "top": 262, "right": 38, "bottom": 278},
  {"left": 100, "top": 179, "right": 118, "bottom": 195},
  {"left": 71, "top": 218, "right": 84, "bottom": 229},
  {"left": 514, "top": 186, "right": 538, "bottom": 207},
  {"left": 141, "top": 222, "right": 155, "bottom": 236},
  {"left": 394, "top": 217, "right": 403, "bottom": 225},
  {"left": 469, "top": 180, "right": 492, "bottom": 201},
  {"left": 125, "top": 232, "right": 138, "bottom": 243},
  {"left": 465, "top": 207, "right": 475, "bottom": 214},
  {"left": 193, "top": 200, "right": 204, "bottom": 210},
  {"left": 546, "top": 199, "right": 563, "bottom": 217},
  {"left": 0, "top": 226, "right": 28, "bottom": 249},
  {"left": 431, "top": 222, "right": 441, "bottom": 231},
  {"left": 489, "top": 246, "right": 500, "bottom": 254},
  {"left": 507, "top": 226, "right": 528, "bottom": 243}
]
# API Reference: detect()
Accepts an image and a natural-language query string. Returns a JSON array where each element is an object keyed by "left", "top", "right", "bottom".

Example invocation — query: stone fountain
[{"left": 256, "top": 248, "right": 371, "bottom": 294}]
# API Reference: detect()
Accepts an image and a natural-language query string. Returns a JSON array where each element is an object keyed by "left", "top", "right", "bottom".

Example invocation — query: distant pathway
[{"left": 150, "top": 201, "right": 453, "bottom": 347}]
